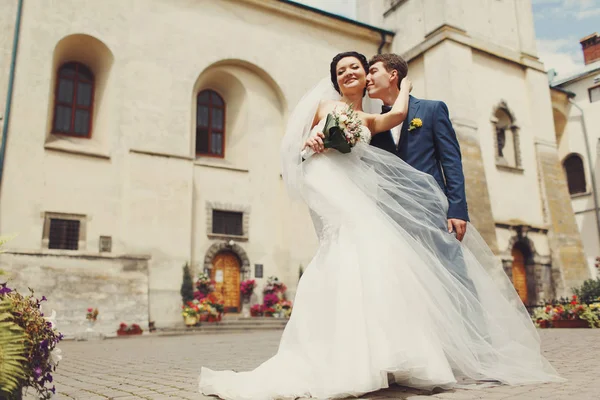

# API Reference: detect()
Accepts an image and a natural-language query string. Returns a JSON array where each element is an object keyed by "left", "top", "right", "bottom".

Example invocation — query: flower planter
[
  {"left": 184, "top": 315, "right": 198, "bottom": 326},
  {"left": 552, "top": 319, "right": 589, "bottom": 328}
]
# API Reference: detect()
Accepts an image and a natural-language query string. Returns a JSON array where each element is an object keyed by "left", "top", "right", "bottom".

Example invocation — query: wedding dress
[{"left": 198, "top": 79, "right": 563, "bottom": 400}]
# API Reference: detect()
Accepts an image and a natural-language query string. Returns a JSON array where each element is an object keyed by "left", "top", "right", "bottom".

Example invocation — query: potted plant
[
  {"left": 240, "top": 279, "right": 256, "bottom": 302},
  {"left": 180, "top": 263, "right": 195, "bottom": 304},
  {"left": 263, "top": 307, "right": 276, "bottom": 317},
  {"left": 194, "top": 272, "right": 215, "bottom": 301},
  {"left": 116, "top": 323, "right": 144, "bottom": 336},
  {"left": 531, "top": 295, "right": 600, "bottom": 328},
  {"left": 0, "top": 284, "right": 63, "bottom": 399},
  {"left": 250, "top": 304, "right": 263, "bottom": 317},
  {"left": 182, "top": 300, "right": 200, "bottom": 326},
  {"left": 240, "top": 279, "right": 256, "bottom": 317},
  {"left": 262, "top": 293, "right": 279, "bottom": 309},
  {"left": 199, "top": 293, "right": 224, "bottom": 322},
  {"left": 85, "top": 307, "right": 99, "bottom": 331},
  {"left": 279, "top": 300, "right": 293, "bottom": 318}
]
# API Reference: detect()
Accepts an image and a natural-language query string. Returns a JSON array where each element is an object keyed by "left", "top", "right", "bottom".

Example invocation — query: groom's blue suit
[{"left": 372, "top": 96, "right": 469, "bottom": 222}]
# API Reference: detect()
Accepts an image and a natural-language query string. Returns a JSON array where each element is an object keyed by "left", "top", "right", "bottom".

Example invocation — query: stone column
[
  {"left": 422, "top": 40, "right": 499, "bottom": 252},
  {"left": 535, "top": 141, "right": 590, "bottom": 297}
]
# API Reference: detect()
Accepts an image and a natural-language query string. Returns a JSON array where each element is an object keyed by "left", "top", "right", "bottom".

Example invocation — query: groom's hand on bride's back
[
  {"left": 448, "top": 218, "right": 467, "bottom": 241},
  {"left": 304, "top": 132, "right": 325, "bottom": 153}
]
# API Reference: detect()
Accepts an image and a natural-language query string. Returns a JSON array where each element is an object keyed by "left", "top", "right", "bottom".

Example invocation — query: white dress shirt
[{"left": 391, "top": 122, "right": 403, "bottom": 146}]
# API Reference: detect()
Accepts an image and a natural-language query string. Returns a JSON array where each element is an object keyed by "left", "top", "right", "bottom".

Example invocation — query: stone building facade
[
  {"left": 0, "top": 0, "right": 590, "bottom": 336},
  {"left": 551, "top": 32, "right": 600, "bottom": 279}
]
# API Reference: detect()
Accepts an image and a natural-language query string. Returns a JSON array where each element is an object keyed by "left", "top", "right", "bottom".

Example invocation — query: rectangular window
[
  {"left": 48, "top": 218, "right": 80, "bottom": 250},
  {"left": 589, "top": 86, "right": 600, "bottom": 103},
  {"left": 212, "top": 210, "right": 243, "bottom": 236},
  {"left": 42, "top": 212, "right": 86, "bottom": 251},
  {"left": 255, "top": 264, "right": 263, "bottom": 278}
]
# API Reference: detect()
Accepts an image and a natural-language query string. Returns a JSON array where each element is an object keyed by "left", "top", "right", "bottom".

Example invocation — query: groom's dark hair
[{"left": 369, "top": 54, "right": 408, "bottom": 89}]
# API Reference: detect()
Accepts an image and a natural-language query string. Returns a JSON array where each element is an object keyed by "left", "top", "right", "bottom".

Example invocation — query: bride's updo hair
[{"left": 330, "top": 51, "right": 369, "bottom": 95}]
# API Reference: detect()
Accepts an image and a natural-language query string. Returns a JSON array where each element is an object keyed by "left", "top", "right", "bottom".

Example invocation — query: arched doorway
[
  {"left": 511, "top": 245, "right": 528, "bottom": 304},
  {"left": 211, "top": 252, "right": 241, "bottom": 313}
]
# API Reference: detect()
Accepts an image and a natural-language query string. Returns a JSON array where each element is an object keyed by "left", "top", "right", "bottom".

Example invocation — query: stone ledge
[
  {"left": 194, "top": 160, "right": 249, "bottom": 173},
  {"left": 2, "top": 249, "right": 151, "bottom": 260},
  {"left": 570, "top": 191, "right": 592, "bottom": 199},
  {"left": 404, "top": 24, "right": 545, "bottom": 73},
  {"left": 207, "top": 233, "right": 249, "bottom": 242},
  {"left": 496, "top": 163, "right": 524, "bottom": 173},
  {"left": 45, "top": 139, "right": 110, "bottom": 159},
  {"left": 129, "top": 148, "right": 193, "bottom": 161}
]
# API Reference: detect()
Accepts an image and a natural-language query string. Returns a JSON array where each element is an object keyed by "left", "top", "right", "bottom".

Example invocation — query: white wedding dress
[{"left": 198, "top": 81, "right": 564, "bottom": 400}]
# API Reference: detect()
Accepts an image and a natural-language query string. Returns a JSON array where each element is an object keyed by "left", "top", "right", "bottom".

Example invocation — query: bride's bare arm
[
  {"left": 304, "top": 100, "right": 339, "bottom": 152},
  {"left": 365, "top": 77, "right": 412, "bottom": 134}
]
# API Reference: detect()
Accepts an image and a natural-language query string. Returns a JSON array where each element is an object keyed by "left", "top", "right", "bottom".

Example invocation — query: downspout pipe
[
  {"left": 569, "top": 99, "right": 600, "bottom": 246},
  {"left": 0, "top": 0, "right": 24, "bottom": 192},
  {"left": 378, "top": 32, "right": 387, "bottom": 54}
]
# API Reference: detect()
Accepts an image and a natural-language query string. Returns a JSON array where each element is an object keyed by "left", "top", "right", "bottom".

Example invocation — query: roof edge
[{"left": 278, "top": 0, "right": 395, "bottom": 37}]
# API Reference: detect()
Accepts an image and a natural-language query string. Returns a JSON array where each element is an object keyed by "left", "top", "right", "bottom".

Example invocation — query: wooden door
[
  {"left": 511, "top": 246, "right": 528, "bottom": 304},
  {"left": 211, "top": 252, "right": 241, "bottom": 313}
]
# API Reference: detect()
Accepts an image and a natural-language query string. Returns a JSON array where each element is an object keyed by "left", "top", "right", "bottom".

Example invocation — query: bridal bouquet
[{"left": 301, "top": 104, "right": 364, "bottom": 159}]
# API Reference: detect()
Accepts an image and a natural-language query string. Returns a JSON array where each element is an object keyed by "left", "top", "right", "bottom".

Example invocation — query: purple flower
[
  {"left": 0, "top": 283, "right": 12, "bottom": 295},
  {"left": 33, "top": 367, "right": 43, "bottom": 378}
]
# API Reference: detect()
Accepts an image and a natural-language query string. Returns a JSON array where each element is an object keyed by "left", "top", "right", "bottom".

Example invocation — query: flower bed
[
  {"left": 117, "top": 323, "right": 143, "bottom": 336},
  {"left": 531, "top": 295, "right": 600, "bottom": 328},
  {"left": 249, "top": 277, "right": 293, "bottom": 318},
  {"left": 0, "top": 284, "right": 63, "bottom": 399}
]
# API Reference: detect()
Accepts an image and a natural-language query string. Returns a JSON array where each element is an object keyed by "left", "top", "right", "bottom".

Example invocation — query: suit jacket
[{"left": 370, "top": 95, "right": 469, "bottom": 221}]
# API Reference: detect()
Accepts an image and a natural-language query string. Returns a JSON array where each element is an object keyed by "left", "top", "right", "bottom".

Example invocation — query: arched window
[
  {"left": 196, "top": 90, "right": 225, "bottom": 157},
  {"left": 52, "top": 62, "right": 94, "bottom": 137},
  {"left": 563, "top": 154, "right": 587, "bottom": 195},
  {"left": 492, "top": 103, "right": 522, "bottom": 170}
]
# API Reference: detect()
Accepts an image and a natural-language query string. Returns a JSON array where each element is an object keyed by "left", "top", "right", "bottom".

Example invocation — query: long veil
[{"left": 279, "top": 77, "right": 563, "bottom": 386}]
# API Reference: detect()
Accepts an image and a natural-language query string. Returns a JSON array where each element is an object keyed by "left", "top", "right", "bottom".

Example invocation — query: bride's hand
[
  {"left": 303, "top": 132, "right": 325, "bottom": 153},
  {"left": 400, "top": 77, "right": 413, "bottom": 93}
]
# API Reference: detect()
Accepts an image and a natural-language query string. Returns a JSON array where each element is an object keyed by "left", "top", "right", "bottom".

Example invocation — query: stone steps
[{"left": 154, "top": 316, "right": 288, "bottom": 336}]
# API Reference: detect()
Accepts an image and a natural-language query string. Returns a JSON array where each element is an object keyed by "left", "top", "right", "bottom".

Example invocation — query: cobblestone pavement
[{"left": 25, "top": 329, "right": 599, "bottom": 400}]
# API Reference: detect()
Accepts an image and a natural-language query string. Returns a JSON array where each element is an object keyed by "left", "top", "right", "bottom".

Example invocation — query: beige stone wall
[
  {"left": 0, "top": 251, "right": 149, "bottom": 338},
  {"left": 556, "top": 73, "right": 600, "bottom": 278},
  {"left": 358, "top": 0, "right": 538, "bottom": 59},
  {"left": 536, "top": 143, "right": 590, "bottom": 296},
  {"left": 0, "top": 0, "right": 382, "bottom": 332},
  {"left": 0, "top": 1, "right": 19, "bottom": 155}
]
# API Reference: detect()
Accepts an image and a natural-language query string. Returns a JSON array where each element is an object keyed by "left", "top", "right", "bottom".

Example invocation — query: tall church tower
[{"left": 357, "top": 0, "right": 590, "bottom": 299}]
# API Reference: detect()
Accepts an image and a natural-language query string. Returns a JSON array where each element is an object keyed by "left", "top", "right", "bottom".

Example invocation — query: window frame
[
  {"left": 196, "top": 89, "right": 226, "bottom": 158},
  {"left": 563, "top": 153, "right": 587, "bottom": 195},
  {"left": 211, "top": 210, "right": 244, "bottom": 237},
  {"left": 589, "top": 85, "right": 600, "bottom": 103},
  {"left": 52, "top": 62, "right": 95, "bottom": 138},
  {"left": 42, "top": 212, "right": 87, "bottom": 251}
]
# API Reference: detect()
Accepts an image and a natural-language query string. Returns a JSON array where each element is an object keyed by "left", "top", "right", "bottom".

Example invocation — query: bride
[{"left": 199, "top": 51, "right": 564, "bottom": 400}]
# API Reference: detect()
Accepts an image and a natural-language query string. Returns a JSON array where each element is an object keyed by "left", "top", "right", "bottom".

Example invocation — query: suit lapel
[{"left": 398, "top": 96, "right": 420, "bottom": 153}]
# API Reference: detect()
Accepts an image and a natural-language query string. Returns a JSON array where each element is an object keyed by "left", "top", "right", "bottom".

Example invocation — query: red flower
[{"left": 87, "top": 308, "right": 93, "bottom": 312}]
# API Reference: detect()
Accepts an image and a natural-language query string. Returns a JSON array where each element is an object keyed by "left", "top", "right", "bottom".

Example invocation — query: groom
[{"left": 367, "top": 53, "right": 469, "bottom": 240}]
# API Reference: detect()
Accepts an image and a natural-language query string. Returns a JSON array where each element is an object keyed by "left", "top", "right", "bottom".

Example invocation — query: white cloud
[
  {"left": 534, "top": 0, "right": 600, "bottom": 19},
  {"left": 536, "top": 38, "right": 585, "bottom": 79},
  {"left": 576, "top": 7, "right": 600, "bottom": 18}
]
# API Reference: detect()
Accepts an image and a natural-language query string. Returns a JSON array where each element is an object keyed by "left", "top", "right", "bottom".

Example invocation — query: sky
[{"left": 293, "top": 0, "right": 600, "bottom": 80}]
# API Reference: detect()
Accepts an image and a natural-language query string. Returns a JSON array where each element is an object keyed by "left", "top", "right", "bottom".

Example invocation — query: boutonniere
[{"left": 408, "top": 118, "right": 423, "bottom": 132}]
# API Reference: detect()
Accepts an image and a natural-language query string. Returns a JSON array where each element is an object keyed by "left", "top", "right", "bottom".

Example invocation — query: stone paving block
[{"left": 47, "top": 329, "right": 599, "bottom": 400}]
